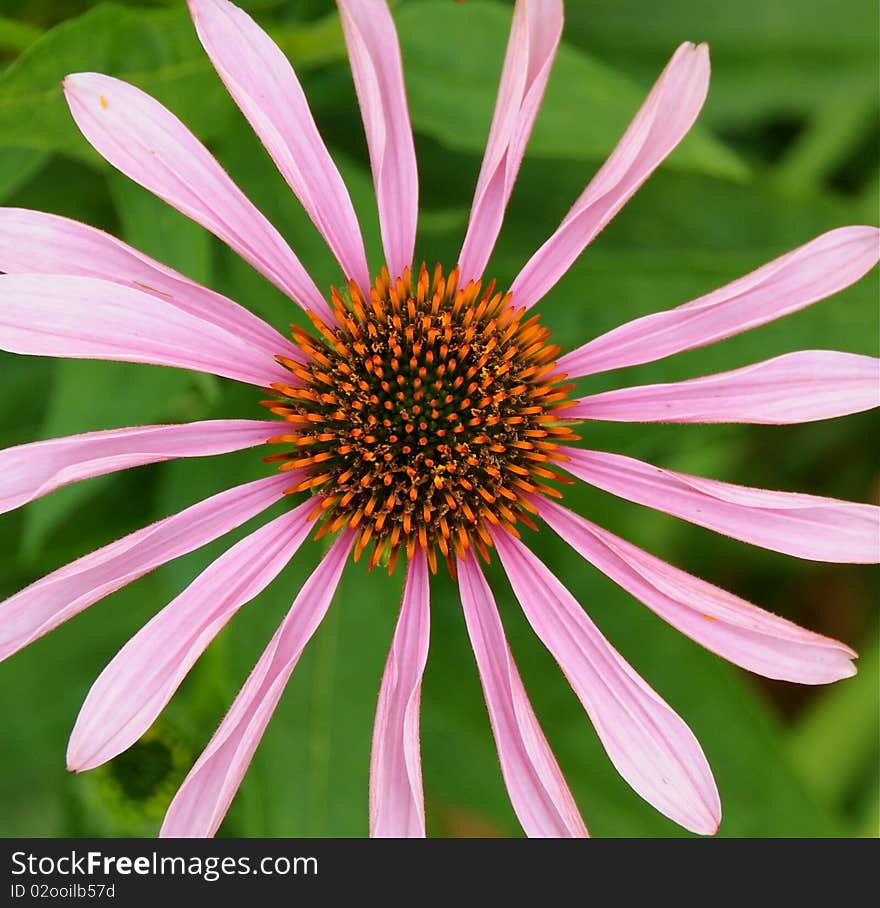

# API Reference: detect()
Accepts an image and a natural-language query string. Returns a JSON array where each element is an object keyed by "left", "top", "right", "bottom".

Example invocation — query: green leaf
[
  {"left": 272, "top": 11, "right": 345, "bottom": 70},
  {"left": 0, "top": 4, "right": 219, "bottom": 160},
  {"left": 0, "top": 146, "right": 47, "bottom": 201},
  {"left": 559, "top": 0, "right": 879, "bottom": 129},
  {"left": 787, "top": 624, "right": 880, "bottom": 808},
  {"left": 0, "top": 15, "right": 42, "bottom": 54},
  {"left": 395, "top": 0, "right": 747, "bottom": 181},
  {"left": 0, "top": 3, "right": 344, "bottom": 161},
  {"left": 772, "top": 91, "right": 877, "bottom": 195},
  {"left": 0, "top": 574, "right": 172, "bottom": 836}
]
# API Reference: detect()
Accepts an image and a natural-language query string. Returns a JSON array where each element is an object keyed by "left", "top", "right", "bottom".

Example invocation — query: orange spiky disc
[{"left": 264, "top": 263, "right": 579, "bottom": 575}]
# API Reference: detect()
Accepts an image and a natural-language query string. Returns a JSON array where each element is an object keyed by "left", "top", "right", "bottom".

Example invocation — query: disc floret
[{"left": 264, "top": 264, "right": 578, "bottom": 575}]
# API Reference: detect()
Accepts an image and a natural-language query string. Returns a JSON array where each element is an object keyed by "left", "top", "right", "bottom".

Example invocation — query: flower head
[{"left": 0, "top": 0, "right": 877, "bottom": 838}]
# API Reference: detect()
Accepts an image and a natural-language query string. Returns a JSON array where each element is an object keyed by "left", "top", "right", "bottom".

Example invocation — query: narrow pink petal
[
  {"left": 0, "top": 420, "right": 279, "bottom": 516},
  {"left": 63, "top": 73, "right": 331, "bottom": 321},
  {"left": 560, "top": 226, "right": 880, "bottom": 378},
  {"left": 338, "top": 0, "right": 417, "bottom": 280},
  {"left": 68, "top": 498, "right": 316, "bottom": 772},
  {"left": 539, "top": 498, "right": 857, "bottom": 685},
  {"left": 189, "top": 0, "right": 371, "bottom": 292},
  {"left": 0, "top": 207, "right": 294, "bottom": 358},
  {"left": 568, "top": 350, "right": 880, "bottom": 424},
  {"left": 510, "top": 43, "right": 710, "bottom": 310},
  {"left": 0, "top": 472, "right": 295, "bottom": 663},
  {"left": 369, "top": 549, "right": 430, "bottom": 838},
  {"left": 458, "top": 551, "right": 588, "bottom": 837},
  {"left": 160, "top": 530, "right": 353, "bottom": 838},
  {"left": 0, "top": 273, "right": 293, "bottom": 387},
  {"left": 492, "top": 530, "right": 721, "bottom": 835},
  {"left": 457, "top": 0, "right": 563, "bottom": 286},
  {"left": 561, "top": 448, "right": 880, "bottom": 564}
]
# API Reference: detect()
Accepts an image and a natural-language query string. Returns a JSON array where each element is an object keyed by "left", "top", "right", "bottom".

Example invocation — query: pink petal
[
  {"left": 539, "top": 498, "right": 857, "bottom": 685},
  {"left": 492, "top": 530, "right": 721, "bottom": 835},
  {"left": 560, "top": 226, "right": 880, "bottom": 378},
  {"left": 188, "top": 0, "right": 371, "bottom": 292},
  {"left": 0, "top": 207, "right": 294, "bottom": 358},
  {"left": 369, "top": 549, "right": 430, "bottom": 838},
  {"left": 457, "top": 0, "right": 563, "bottom": 286},
  {"left": 0, "top": 472, "right": 294, "bottom": 662},
  {"left": 63, "top": 73, "right": 331, "bottom": 321},
  {"left": 458, "top": 551, "right": 589, "bottom": 837},
  {"left": 160, "top": 529, "right": 353, "bottom": 838},
  {"left": 0, "top": 273, "right": 293, "bottom": 387},
  {"left": 338, "top": 0, "right": 418, "bottom": 280},
  {"left": 0, "top": 420, "right": 278, "bottom": 516},
  {"left": 568, "top": 350, "right": 880, "bottom": 424},
  {"left": 511, "top": 42, "right": 710, "bottom": 310},
  {"left": 561, "top": 448, "right": 880, "bottom": 564},
  {"left": 68, "top": 498, "right": 316, "bottom": 772}
]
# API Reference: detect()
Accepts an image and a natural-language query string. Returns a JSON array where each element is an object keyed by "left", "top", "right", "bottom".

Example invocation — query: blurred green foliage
[{"left": 0, "top": 0, "right": 877, "bottom": 838}]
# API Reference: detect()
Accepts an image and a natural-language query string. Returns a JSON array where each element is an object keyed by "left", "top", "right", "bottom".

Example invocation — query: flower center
[{"left": 264, "top": 264, "right": 579, "bottom": 575}]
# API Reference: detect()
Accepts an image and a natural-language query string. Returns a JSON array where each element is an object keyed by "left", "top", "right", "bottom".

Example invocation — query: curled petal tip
[
  {"left": 840, "top": 641, "right": 860, "bottom": 661},
  {"left": 835, "top": 647, "right": 859, "bottom": 681}
]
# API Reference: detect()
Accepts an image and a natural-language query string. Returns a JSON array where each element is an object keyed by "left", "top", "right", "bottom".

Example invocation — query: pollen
[{"left": 264, "top": 264, "right": 579, "bottom": 576}]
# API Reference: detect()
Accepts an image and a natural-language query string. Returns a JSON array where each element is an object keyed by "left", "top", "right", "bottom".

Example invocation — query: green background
[{"left": 0, "top": 0, "right": 877, "bottom": 837}]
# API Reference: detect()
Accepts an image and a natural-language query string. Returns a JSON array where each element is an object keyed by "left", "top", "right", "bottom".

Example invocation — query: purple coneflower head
[{"left": 0, "top": 0, "right": 878, "bottom": 839}]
